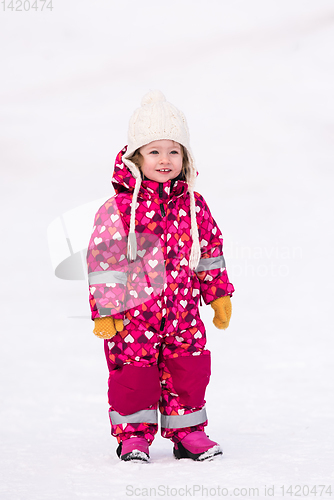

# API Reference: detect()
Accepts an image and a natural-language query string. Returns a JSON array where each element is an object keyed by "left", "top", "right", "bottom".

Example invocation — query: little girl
[{"left": 87, "top": 90, "right": 235, "bottom": 462}]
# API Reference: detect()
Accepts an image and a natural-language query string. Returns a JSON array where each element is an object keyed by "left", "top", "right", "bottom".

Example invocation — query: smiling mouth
[{"left": 157, "top": 169, "right": 171, "bottom": 172}]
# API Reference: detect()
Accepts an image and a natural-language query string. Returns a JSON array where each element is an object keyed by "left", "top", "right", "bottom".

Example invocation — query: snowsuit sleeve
[
  {"left": 86, "top": 197, "right": 129, "bottom": 320},
  {"left": 194, "top": 193, "right": 235, "bottom": 304}
]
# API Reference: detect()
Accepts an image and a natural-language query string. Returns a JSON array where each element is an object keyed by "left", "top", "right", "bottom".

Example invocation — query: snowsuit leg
[
  {"left": 104, "top": 318, "right": 162, "bottom": 445},
  {"left": 159, "top": 329, "right": 211, "bottom": 444},
  {"left": 104, "top": 315, "right": 211, "bottom": 445}
]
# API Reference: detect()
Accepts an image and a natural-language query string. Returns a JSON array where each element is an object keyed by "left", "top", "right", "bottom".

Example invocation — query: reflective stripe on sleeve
[
  {"left": 88, "top": 270, "right": 127, "bottom": 286},
  {"left": 109, "top": 409, "right": 158, "bottom": 426},
  {"left": 195, "top": 255, "right": 226, "bottom": 273},
  {"left": 160, "top": 407, "right": 207, "bottom": 429}
]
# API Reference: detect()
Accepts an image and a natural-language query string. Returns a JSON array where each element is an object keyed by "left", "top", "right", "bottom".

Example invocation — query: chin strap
[
  {"left": 127, "top": 175, "right": 141, "bottom": 262},
  {"left": 188, "top": 188, "right": 200, "bottom": 270}
]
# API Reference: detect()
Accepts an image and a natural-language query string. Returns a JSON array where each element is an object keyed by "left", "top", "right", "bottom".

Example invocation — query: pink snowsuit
[{"left": 87, "top": 147, "right": 235, "bottom": 444}]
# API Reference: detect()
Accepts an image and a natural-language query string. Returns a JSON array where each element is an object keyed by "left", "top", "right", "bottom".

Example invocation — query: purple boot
[
  {"left": 116, "top": 437, "right": 150, "bottom": 462},
  {"left": 173, "top": 431, "right": 223, "bottom": 461}
]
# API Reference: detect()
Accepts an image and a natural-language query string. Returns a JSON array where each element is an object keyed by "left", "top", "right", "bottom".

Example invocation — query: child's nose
[{"left": 159, "top": 154, "right": 169, "bottom": 164}]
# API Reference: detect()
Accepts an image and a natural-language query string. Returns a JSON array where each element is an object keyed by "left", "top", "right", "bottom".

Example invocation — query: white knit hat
[{"left": 123, "top": 90, "right": 200, "bottom": 270}]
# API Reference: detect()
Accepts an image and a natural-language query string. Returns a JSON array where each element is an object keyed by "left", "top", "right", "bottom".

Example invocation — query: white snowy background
[{"left": 1, "top": 0, "right": 334, "bottom": 498}]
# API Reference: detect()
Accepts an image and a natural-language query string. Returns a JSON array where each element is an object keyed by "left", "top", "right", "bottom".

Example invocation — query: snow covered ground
[{"left": 1, "top": 1, "right": 334, "bottom": 498}]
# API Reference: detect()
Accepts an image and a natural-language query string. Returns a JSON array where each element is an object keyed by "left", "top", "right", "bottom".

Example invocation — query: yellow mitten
[
  {"left": 210, "top": 296, "right": 232, "bottom": 330},
  {"left": 93, "top": 316, "right": 124, "bottom": 339}
]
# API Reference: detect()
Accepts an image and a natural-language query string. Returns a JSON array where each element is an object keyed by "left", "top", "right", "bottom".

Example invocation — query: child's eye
[
  {"left": 149, "top": 150, "right": 159, "bottom": 154},
  {"left": 170, "top": 150, "right": 179, "bottom": 154}
]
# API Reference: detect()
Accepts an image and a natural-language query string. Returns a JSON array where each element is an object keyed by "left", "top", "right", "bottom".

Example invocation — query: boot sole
[
  {"left": 116, "top": 443, "right": 150, "bottom": 462},
  {"left": 173, "top": 442, "right": 223, "bottom": 461}
]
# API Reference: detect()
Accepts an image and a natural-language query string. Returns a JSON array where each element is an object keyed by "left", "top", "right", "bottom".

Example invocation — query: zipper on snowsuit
[
  {"left": 160, "top": 203, "right": 166, "bottom": 217},
  {"left": 158, "top": 183, "right": 167, "bottom": 332},
  {"left": 159, "top": 183, "right": 166, "bottom": 217}
]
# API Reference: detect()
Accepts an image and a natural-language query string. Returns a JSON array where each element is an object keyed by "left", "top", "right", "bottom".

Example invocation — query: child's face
[{"left": 139, "top": 140, "right": 183, "bottom": 183}]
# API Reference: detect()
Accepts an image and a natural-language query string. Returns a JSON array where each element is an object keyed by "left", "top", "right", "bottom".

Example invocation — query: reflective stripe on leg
[
  {"left": 109, "top": 409, "right": 158, "bottom": 425},
  {"left": 160, "top": 407, "right": 207, "bottom": 429}
]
